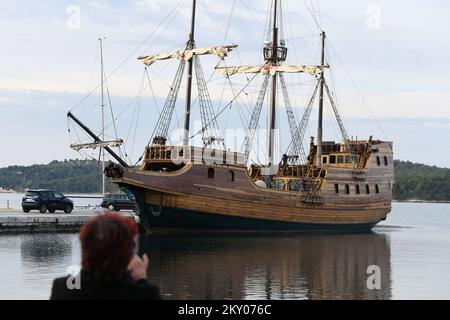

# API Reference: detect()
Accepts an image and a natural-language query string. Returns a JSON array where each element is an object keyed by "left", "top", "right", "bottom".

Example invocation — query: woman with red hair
[{"left": 50, "top": 213, "right": 161, "bottom": 300}]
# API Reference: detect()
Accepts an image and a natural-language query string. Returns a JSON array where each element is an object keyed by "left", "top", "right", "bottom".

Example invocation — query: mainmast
[
  {"left": 265, "top": 0, "right": 287, "bottom": 168},
  {"left": 182, "top": 0, "right": 197, "bottom": 150},
  {"left": 99, "top": 37, "right": 106, "bottom": 195},
  {"left": 316, "top": 31, "right": 326, "bottom": 167}
]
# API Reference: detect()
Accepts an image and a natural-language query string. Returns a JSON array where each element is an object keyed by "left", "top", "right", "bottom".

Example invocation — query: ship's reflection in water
[
  {"left": 20, "top": 234, "right": 73, "bottom": 285},
  {"left": 138, "top": 233, "right": 391, "bottom": 300}
]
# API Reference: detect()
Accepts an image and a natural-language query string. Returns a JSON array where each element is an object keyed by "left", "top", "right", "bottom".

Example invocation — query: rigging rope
[
  {"left": 67, "top": 0, "right": 186, "bottom": 113},
  {"left": 327, "top": 40, "right": 389, "bottom": 141},
  {"left": 188, "top": 73, "right": 259, "bottom": 141},
  {"left": 243, "top": 74, "right": 270, "bottom": 161},
  {"left": 284, "top": 80, "right": 320, "bottom": 162},
  {"left": 102, "top": 65, "right": 124, "bottom": 159},
  {"left": 302, "top": 0, "right": 322, "bottom": 31},
  {"left": 194, "top": 55, "right": 225, "bottom": 148}
]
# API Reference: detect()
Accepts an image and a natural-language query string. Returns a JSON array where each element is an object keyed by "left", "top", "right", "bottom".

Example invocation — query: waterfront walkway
[{"left": 0, "top": 209, "right": 135, "bottom": 233}]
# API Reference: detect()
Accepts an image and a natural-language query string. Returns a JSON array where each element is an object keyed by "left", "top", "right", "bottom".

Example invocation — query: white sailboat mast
[{"left": 99, "top": 37, "right": 106, "bottom": 196}]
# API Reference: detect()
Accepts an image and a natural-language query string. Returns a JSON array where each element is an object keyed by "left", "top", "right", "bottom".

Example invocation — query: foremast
[{"left": 138, "top": 0, "right": 237, "bottom": 153}]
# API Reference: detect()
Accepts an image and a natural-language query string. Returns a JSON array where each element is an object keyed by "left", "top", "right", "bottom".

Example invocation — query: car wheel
[
  {"left": 107, "top": 204, "right": 116, "bottom": 211},
  {"left": 39, "top": 205, "right": 47, "bottom": 213},
  {"left": 64, "top": 205, "right": 73, "bottom": 214},
  {"left": 48, "top": 209, "right": 55, "bottom": 213},
  {"left": 23, "top": 208, "right": 30, "bottom": 213}
]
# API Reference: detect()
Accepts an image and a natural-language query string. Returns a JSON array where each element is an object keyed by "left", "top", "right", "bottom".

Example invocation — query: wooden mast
[
  {"left": 316, "top": 31, "right": 326, "bottom": 167},
  {"left": 268, "top": 0, "right": 279, "bottom": 169},
  {"left": 182, "top": 0, "right": 197, "bottom": 151}
]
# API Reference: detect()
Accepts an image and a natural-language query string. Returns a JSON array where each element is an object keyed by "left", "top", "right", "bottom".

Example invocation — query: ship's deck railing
[
  {"left": 312, "top": 140, "right": 373, "bottom": 155},
  {"left": 143, "top": 145, "right": 246, "bottom": 166}
]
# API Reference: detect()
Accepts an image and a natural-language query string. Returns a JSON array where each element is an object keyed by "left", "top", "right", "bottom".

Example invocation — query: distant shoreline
[
  {"left": 2, "top": 191, "right": 449, "bottom": 205},
  {"left": 393, "top": 200, "right": 450, "bottom": 204}
]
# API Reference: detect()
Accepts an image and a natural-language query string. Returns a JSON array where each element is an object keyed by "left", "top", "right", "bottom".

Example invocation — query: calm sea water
[{"left": 0, "top": 202, "right": 449, "bottom": 300}]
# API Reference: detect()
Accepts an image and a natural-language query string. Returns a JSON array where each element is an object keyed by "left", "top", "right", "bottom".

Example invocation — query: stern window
[
  {"left": 366, "top": 184, "right": 370, "bottom": 194},
  {"left": 384, "top": 156, "right": 388, "bottom": 166},
  {"left": 208, "top": 168, "right": 215, "bottom": 179},
  {"left": 227, "top": 170, "right": 235, "bottom": 182},
  {"left": 334, "top": 184, "right": 339, "bottom": 194}
]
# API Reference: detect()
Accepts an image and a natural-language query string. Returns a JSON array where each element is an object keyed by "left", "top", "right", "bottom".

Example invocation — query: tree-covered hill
[
  {"left": 0, "top": 159, "right": 449, "bottom": 201},
  {"left": 393, "top": 160, "right": 450, "bottom": 201},
  {"left": 0, "top": 159, "right": 117, "bottom": 193}
]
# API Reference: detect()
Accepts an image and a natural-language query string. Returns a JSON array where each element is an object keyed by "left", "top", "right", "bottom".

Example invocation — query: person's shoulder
[
  {"left": 130, "top": 280, "right": 162, "bottom": 300},
  {"left": 50, "top": 276, "right": 72, "bottom": 300},
  {"left": 53, "top": 276, "right": 69, "bottom": 286}
]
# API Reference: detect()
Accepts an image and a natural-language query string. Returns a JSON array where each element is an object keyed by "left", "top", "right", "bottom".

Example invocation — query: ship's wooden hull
[
  {"left": 112, "top": 142, "right": 394, "bottom": 233},
  {"left": 139, "top": 204, "right": 379, "bottom": 233}
]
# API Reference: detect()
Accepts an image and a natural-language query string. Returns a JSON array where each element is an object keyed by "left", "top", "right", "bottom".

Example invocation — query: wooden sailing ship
[{"left": 68, "top": 0, "right": 394, "bottom": 232}]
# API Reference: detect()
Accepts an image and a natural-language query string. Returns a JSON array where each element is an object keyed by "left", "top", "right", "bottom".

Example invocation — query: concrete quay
[{"left": 0, "top": 209, "right": 135, "bottom": 233}]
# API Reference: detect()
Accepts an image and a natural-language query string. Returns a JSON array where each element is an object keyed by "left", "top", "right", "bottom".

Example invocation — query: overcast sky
[{"left": 1, "top": 0, "right": 450, "bottom": 168}]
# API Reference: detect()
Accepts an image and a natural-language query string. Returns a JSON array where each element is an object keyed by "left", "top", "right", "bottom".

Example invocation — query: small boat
[
  {"left": 68, "top": 0, "right": 394, "bottom": 232},
  {"left": 0, "top": 187, "right": 14, "bottom": 193}
]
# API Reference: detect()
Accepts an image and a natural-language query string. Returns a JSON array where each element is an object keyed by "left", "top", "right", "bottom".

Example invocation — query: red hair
[{"left": 80, "top": 212, "right": 138, "bottom": 283}]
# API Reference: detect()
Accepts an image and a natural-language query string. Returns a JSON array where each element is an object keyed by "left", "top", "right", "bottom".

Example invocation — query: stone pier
[{"left": 0, "top": 210, "right": 134, "bottom": 233}]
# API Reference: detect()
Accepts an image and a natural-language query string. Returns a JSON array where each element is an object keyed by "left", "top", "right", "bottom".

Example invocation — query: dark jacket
[{"left": 50, "top": 270, "right": 161, "bottom": 300}]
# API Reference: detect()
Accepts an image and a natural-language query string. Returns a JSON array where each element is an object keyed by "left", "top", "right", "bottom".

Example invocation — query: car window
[
  {"left": 54, "top": 192, "right": 64, "bottom": 198},
  {"left": 25, "top": 191, "right": 39, "bottom": 197},
  {"left": 45, "top": 191, "right": 54, "bottom": 198}
]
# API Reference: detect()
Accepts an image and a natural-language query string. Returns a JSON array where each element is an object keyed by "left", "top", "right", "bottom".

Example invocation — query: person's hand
[{"left": 127, "top": 254, "right": 149, "bottom": 281}]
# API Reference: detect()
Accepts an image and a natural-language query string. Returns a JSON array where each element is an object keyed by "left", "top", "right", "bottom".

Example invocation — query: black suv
[
  {"left": 101, "top": 193, "right": 136, "bottom": 211},
  {"left": 22, "top": 189, "right": 74, "bottom": 213}
]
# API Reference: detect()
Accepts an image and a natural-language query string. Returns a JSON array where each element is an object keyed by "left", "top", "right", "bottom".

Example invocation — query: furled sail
[
  {"left": 215, "top": 64, "right": 328, "bottom": 76},
  {"left": 139, "top": 45, "right": 237, "bottom": 66},
  {"left": 70, "top": 139, "right": 124, "bottom": 152}
]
